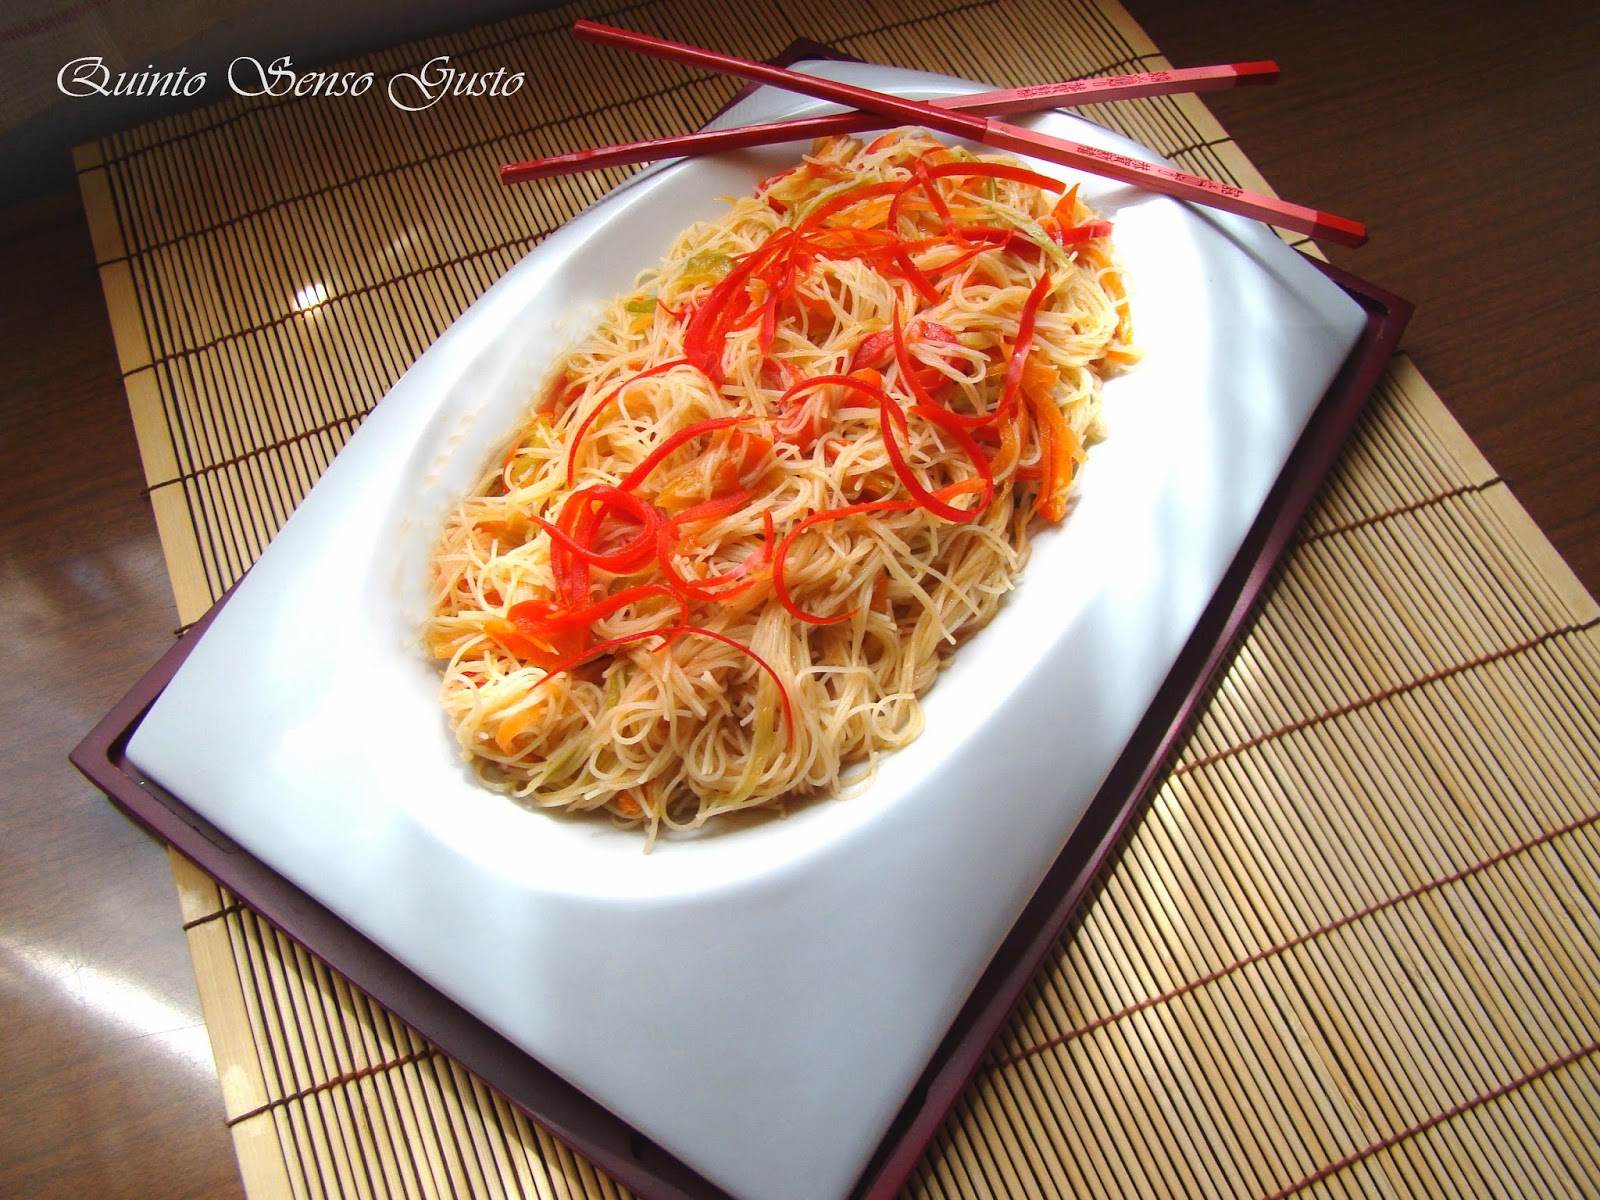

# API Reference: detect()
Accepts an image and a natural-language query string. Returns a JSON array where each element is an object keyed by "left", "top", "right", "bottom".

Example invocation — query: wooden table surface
[{"left": 1, "top": 1, "right": 1593, "bottom": 1196}]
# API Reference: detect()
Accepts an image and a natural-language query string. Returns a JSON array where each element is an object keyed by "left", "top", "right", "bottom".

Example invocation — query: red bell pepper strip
[
  {"left": 657, "top": 496, "right": 773, "bottom": 602},
  {"left": 1044, "top": 183, "right": 1114, "bottom": 245},
  {"left": 683, "top": 229, "right": 796, "bottom": 383},
  {"left": 889, "top": 310, "right": 985, "bottom": 429},
  {"left": 565, "top": 357, "right": 690, "bottom": 486},
  {"left": 617, "top": 415, "right": 753, "bottom": 493},
  {"left": 534, "top": 485, "right": 661, "bottom": 605},
  {"left": 794, "top": 177, "right": 942, "bottom": 304},
  {"left": 507, "top": 582, "right": 684, "bottom": 639},
  {"left": 772, "top": 497, "right": 921, "bottom": 624},
  {"left": 849, "top": 328, "right": 897, "bottom": 374},
  {"left": 772, "top": 370, "right": 879, "bottom": 451},
  {"left": 853, "top": 317, "right": 959, "bottom": 378},
  {"left": 655, "top": 488, "right": 754, "bottom": 586},
  {"left": 548, "top": 486, "right": 600, "bottom": 606},
  {"left": 994, "top": 272, "right": 1055, "bottom": 426},
  {"left": 676, "top": 626, "right": 794, "bottom": 750},
  {"left": 917, "top": 159, "right": 1067, "bottom": 195},
  {"left": 945, "top": 224, "right": 1037, "bottom": 256},
  {"left": 911, "top": 159, "right": 956, "bottom": 233},
  {"left": 908, "top": 401, "right": 996, "bottom": 513},
  {"left": 1050, "top": 219, "right": 1114, "bottom": 246},
  {"left": 892, "top": 246, "right": 942, "bottom": 306},
  {"left": 877, "top": 392, "right": 989, "bottom": 525}
]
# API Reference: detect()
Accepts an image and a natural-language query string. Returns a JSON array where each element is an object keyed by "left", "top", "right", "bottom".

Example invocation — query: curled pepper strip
[
  {"left": 917, "top": 159, "right": 1068, "bottom": 195},
  {"left": 816, "top": 351, "right": 991, "bottom": 525},
  {"left": 617, "top": 415, "right": 754, "bottom": 493},
  {"left": 800, "top": 179, "right": 942, "bottom": 303},
  {"left": 994, "top": 272, "right": 1055, "bottom": 426},
  {"left": 675, "top": 625, "right": 795, "bottom": 751},
  {"left": 891, "top": 309, "right": 987, "bottom": 430},
  {"left": 876, "top": 165, "right": 952, "bottom": 306},
  {"left": 534, "top": 483, "right": 661, "bottom": 610},
  {"left": 565, "top": 357, "right": 691, "bottom": 486},
  {"left": 912, "top": 159, "right": 957, "bottom": 233},
  {"left": 683, "top": 229, "right": 797, "bottom": 383},
  {"left": 907, "top": 401, "right": 996, "bottom": 513},
  {"left": 877, "top": 392, "right": 990, "bottom": 525},
  {"left": 654, "top": 489, "right": 771, "bottom": 601},
  {"left": 772, "top": 497, "right": 920, "bottom": 625},
  {"left": 772, "top": 370, "right": 878, "bottom": 450}
]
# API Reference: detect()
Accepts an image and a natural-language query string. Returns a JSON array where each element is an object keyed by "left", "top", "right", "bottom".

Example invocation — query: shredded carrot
[{"left": 1023, "top": 361, "right": 1083, "bottom": 522}]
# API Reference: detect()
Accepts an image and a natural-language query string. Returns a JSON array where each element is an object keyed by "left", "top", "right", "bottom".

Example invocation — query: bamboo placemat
[{"left": 77, "top": 0, "right": 1600, "bottom": 1196}]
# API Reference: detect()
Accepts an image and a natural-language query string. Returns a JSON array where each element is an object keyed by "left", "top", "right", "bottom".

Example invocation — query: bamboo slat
[{"left": 83, "top": 0, "right": 1599, "bottom": 1195}]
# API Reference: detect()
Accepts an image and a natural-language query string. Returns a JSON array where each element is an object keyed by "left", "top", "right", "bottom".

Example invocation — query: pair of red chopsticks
[{"left": 499, "top": 21, "right": 1366, "bottom": 249}]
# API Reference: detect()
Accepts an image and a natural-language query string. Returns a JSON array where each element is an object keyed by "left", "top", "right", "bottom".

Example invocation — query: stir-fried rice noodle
[{"left": 426, "top": 128, "right": 1139, "bottom": 843}]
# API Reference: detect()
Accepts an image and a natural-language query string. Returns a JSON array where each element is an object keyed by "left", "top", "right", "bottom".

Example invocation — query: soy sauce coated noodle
[{"left": 427, "top": 129, "right": 1138, "bottom": 843}]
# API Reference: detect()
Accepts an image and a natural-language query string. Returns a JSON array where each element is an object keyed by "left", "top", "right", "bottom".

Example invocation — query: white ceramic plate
[{"left": 128, "top": 62, "right": 1367, "bottom": 1200}]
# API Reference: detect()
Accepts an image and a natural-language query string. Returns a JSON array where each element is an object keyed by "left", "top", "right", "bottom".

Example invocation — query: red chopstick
[
  {"left": 499, "top": 62, "right": 1279, "bottom": 185},
  {"left": 570, "top": 21, "right": 1366, "bottom": 248}
]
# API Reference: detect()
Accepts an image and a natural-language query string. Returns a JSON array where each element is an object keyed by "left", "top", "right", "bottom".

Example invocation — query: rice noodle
[{"left": 426, "top": 128, "right": 1138, "bottom": 842}]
